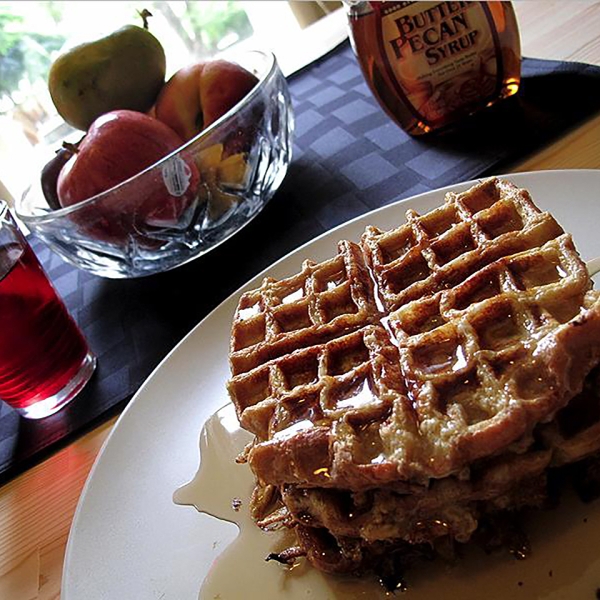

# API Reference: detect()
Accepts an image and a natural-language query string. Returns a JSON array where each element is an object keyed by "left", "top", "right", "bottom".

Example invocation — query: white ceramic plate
[{"left": 63, "top": 170, "right": 600, "bottom": 600}]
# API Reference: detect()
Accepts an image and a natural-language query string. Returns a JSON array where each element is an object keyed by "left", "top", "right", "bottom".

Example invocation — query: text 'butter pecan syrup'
[{"left": 346, "top": 1, "right": 521, "bottom": 135}]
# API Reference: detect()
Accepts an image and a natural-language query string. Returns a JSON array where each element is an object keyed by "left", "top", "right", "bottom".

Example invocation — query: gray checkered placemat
[{"left": 2, "top": 41, "right": 600, "bottom": 481}]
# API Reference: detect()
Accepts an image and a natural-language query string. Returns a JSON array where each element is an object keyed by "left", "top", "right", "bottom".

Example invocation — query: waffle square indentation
[
  {"left": 388, "top": 251, "right": 432, "bottom": 294},
  {"left": 436, "top": 371, "right": 491, "bottom": 425},
  {"left": 452, "top": 270, "right": 502, "bottom": 311},
  {"left": 509, "top": 251, "right": 566, "bottom": 290},
  {"left": 461, "top": 183, "right": 500, "bottom": 214},
  {"left": 471, "top": 300, "right": 524, "bottom": 351},
  {"left": 478, "top": 200, "right": 524, "bottom": 239},
  {"left": 314, "top": 259, "right": 347, "bottom": 292},
  {"left": 328, "top": 336, "right": 370, "bottom": 376},
  {"left": 379, "top": 227, "right": 416, "bottom": 265},
  {"left": 392, "top": 296, "right": 446, "bottom": 336},
  {"left": 410, "top": 326, "right": 468, "bottom": 375},
  {"left": 431, "top": 223, "right": 476, "bottom": 265},
  {"left": 274, "top": 301, "right": 312, "bottom": 333},
  {"left": 231, "top": 367, "right": 270, "bottom": 410},
  {"left": 233, "top": 313, "right": 266, "bottom": 351},
  {"left": 280, "top": 352, "right": 320, "bottom": 390},
  {"left": 420, "top": 205, "right": 460, "bottom": 238},
  {"left": 321, "top": 283, "right": 358, "bottom": 322}
]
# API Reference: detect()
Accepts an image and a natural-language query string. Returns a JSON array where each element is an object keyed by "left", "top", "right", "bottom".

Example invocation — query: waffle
[
  {"left": 229, "top": 239, "right": 380, "bottom": 378},
  {"left": 541, "top": 365, "right": 600, "bottom": 466},
  {"left": 361, "top": 178, "right": 564, "bottom": 311},
  {"left": 262, "top": 365, "right": 600, "bottom": 576},
  {"left": 278, "top": 367, "right": 600, "bottom": 548},
  {"left": 226, "top": 177, "right": 600, "bottom": 579},
  {"left": 229, "top": 179, "right": 600, "bottom": 489},
  {"left": 279, "top": 446, "right": 552, "bottom": 545}
]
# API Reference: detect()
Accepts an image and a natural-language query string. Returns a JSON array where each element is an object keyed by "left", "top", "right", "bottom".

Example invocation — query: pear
[{"left": 48, "top": 12, "right": 166, "bottom": 131}]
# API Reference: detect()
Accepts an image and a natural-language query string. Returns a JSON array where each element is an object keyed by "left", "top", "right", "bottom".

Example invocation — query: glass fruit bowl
[{"left": 16, "top": 50, "right": 294, "bottom": 279}]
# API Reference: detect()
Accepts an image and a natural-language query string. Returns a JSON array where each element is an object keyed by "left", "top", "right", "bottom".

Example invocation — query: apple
[
  {"left": 58, "top": 109, "right": 183, "bottom": 206},
  {"left": 154, "top": 59, "right": 259, "bottom": 143},
  {"left": 57, "top": 109, "right": 199, "bottom": 244}
]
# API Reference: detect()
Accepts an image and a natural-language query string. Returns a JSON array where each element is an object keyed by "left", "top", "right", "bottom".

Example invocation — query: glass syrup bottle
[{"left": 346, "top": 1, "right": 522, "bottom": 135}]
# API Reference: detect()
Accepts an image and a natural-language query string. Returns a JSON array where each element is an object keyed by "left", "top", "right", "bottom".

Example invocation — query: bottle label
[{"left": 374, "top": 1, "right": 503, "bottom": 126}]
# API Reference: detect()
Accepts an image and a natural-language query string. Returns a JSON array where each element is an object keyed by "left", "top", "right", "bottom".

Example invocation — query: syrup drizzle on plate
[
  {"left": 173, "top": 403, "right": 389, "bottom": 599},
  {"left": 173, "top": 404, "right": 600, "bottom": 600}
]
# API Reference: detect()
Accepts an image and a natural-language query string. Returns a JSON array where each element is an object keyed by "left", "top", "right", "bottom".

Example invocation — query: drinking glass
[{"left": 0, "top": 200, "right": 96, "bottom": 419}]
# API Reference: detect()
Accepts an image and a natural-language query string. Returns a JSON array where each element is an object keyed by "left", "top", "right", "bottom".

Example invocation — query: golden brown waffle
[
  {"left": 229, "top": 239, "right": 380, "bottom": 378},
  {"left": 380, "top": 235, "right": 600, "bottom": 480},
  {"left": 225, "top": 177, "right": 600, "bottom": 581},
  {"left": 262, "top": 364, "right": 600, "bottom": 575},
  {"left": 257, "top": 365, "right": 600, "bottom": 558},
  {"left": 361, "top": 178, "right": 564, "bottom": 311},
  {"left": 280, "top": 447, "right": 552, "bottom": 546},
  {"left": 231, "top": 324, "right": 413, "bottom": 487},
  {"left": 228, "top": 178, "right": 600, "bottom": 493}
]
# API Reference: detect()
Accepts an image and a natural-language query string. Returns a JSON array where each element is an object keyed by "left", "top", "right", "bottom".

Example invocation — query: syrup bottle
[{"left": 346, "top": 1, "right": 521, "bottom": 135}]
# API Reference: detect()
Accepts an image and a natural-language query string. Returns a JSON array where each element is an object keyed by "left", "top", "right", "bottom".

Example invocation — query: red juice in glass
[{"left": 0, "top": 204, "right": 95, "bottom": 419}]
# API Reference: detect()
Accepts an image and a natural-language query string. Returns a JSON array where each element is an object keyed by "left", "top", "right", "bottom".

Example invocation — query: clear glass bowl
[{"left": 16, "top": 50, "right": 294, "bottom": 279}]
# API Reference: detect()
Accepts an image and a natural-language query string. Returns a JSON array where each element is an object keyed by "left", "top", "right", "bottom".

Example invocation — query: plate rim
[{"left": 62, "top": 168, "right": 600, "bottom": 596}]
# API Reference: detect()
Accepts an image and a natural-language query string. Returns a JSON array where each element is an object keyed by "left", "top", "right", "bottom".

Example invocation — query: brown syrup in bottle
[{"left": 347, "top": 1, "right": 521, "bottom": 135}]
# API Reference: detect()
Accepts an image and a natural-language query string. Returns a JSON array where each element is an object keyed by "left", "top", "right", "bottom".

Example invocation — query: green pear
[{"left": 48, "top": 20, "right": 166, "bottom": 131}]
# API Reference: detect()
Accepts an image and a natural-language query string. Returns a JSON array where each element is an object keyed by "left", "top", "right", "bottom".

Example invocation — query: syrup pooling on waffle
[
  {"left": 229, "top": 178, "right": 600, "bottom": 492},
  {"left": 232, "top": 324, "right": 426, "bottom": 488},
  {"left": 382, "top": 234, "right": 600, "bottom": 476}
]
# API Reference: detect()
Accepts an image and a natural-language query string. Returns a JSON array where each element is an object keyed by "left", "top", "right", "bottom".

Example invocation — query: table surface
[{"left": 2, "top": 2, "right": 600, "bottom": 598}]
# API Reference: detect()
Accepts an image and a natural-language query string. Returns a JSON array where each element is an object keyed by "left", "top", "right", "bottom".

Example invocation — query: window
[{"left": 0, "top": 1, "right": 345, "bottom": 205}]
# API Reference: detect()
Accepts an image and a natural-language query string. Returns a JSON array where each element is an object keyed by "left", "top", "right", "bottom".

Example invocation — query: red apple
[
  {"left": 57, "top": 109, "right": 199, "bottom": 244},
  {"left": 58, "top": 110, "right": 183, "bottom": 206},
  {"left": 154, "top": 59, "right": 259, "bottom": 142}
]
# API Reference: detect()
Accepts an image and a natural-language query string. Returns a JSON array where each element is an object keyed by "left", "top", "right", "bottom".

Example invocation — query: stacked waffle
[{"left": 227, "top": 178, "right": 600, "bottom": 580}]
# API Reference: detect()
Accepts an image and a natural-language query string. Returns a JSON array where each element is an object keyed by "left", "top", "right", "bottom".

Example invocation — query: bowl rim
[{"left": 16, "top": 49, "right": 281, "bottom": 224}]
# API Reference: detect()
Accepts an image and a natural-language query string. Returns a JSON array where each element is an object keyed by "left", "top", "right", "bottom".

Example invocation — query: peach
[
  {"left": 155, "top": 59, "right": 259, "bottom": 143},
  {"left": 199, "top": 60, "right": 259, "bottom": 127},
  {"left": 154, "top": 63, "right": 207, "bottom": 141}
]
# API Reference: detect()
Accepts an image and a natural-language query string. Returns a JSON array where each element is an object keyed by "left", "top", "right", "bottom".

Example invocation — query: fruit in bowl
[
  {"left": 40, "top": 11, "right": 265, "bottom": 246},
  {"left": 21, "top": 12, "right": 294, "bottom": 278},
  {"left": 58, "top": 110, "right": 187, "bottom": 207},
  {"left": 155, "top": 60, "right": 259, "bottom": 142},
  {"left": 56, "top": 110, "right": 199, "bottom": 245}
]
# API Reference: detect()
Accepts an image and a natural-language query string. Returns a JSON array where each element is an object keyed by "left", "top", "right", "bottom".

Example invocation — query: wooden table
[{"left": 1, "top": 2, "right": 599, "bottom": 598}]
